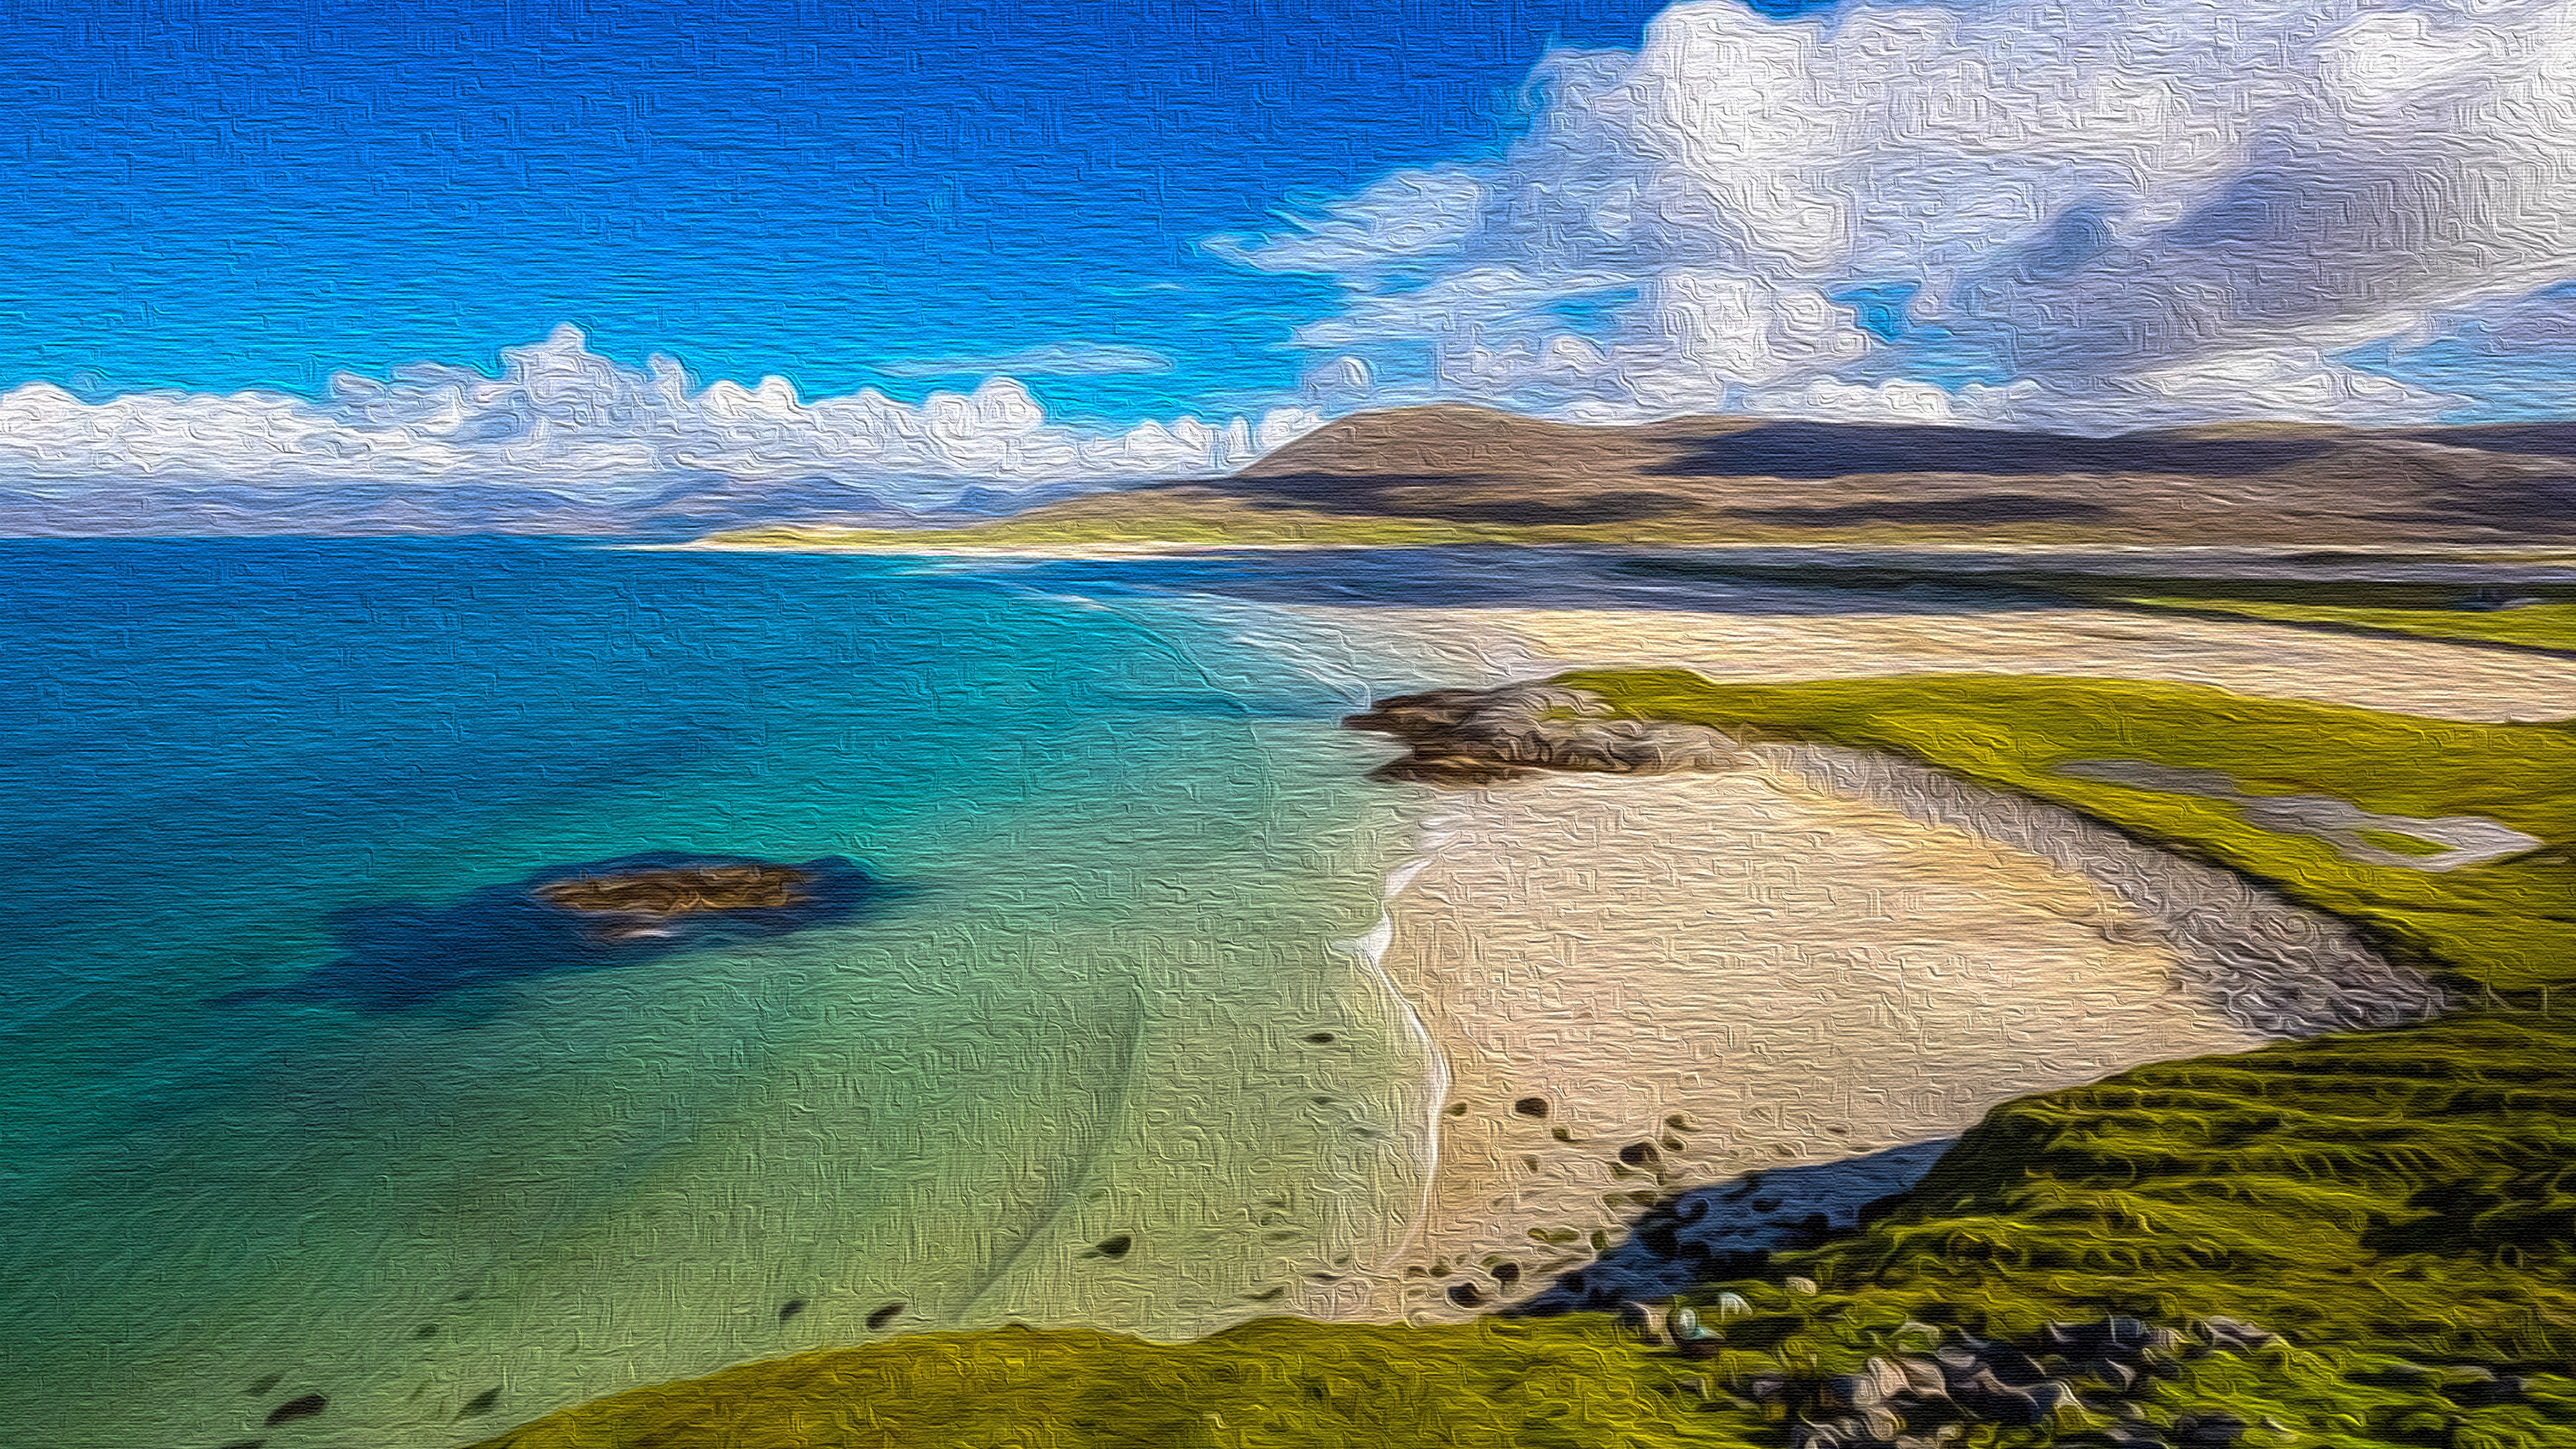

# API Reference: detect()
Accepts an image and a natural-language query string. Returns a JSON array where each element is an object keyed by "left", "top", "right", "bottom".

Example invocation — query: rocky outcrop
[
  {"left": 1343, "top": 685, "right": 1740, "bottom": 783},
  {"left": 1656, "top": 1313, "right": 2284, "bottom": 1449}
]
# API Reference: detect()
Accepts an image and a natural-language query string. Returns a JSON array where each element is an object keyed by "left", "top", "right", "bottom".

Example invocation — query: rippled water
[{"left": 0, "top": 539, "right": 1437, "bottom": 1448}]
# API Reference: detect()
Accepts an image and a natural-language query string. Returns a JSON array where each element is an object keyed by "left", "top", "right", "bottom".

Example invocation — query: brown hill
[{"left": 1187, "top": 405, "right": 2576, "bottom": 545}]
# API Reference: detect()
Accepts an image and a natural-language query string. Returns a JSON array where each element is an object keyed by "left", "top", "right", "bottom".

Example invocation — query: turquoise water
[{"left": 0, "top": 539, "right": 1436, "bottom": 1448}]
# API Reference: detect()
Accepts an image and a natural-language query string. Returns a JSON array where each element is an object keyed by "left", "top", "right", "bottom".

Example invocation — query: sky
[{"left": 3, "top": 0, "right": 2575, "bottom": 521}]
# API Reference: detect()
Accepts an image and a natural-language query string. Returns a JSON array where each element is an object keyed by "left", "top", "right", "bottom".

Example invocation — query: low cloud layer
[
  {"left": 1241, "top": 0, "right": 2576, "bottom": 430},
  {"left": 0, "top": 327, "right": 1316, "bottom": 535}
]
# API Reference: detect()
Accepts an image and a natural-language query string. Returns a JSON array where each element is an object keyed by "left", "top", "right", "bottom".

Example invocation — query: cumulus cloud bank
[
  {"left": 0, "top": 326, "right": 1316, "bottom": 533},
  {"left": 1240, "top": 0, "right": 2576, "bottom": 429}
]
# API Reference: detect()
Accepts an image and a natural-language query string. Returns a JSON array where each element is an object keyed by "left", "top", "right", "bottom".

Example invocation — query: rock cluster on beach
[
  {"left": 1342, "top": 684, "right": 1740, "bottom": 782},
  {"left": 1658, "top": 1313, "right": 2284, "bottom": 1449}
]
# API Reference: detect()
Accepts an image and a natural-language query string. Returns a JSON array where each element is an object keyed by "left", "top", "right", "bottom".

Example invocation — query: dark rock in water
[
  {"left": 1446, "top": 1281, "right": 1486, "bottom": 1308},
  {"left": 537, "top": 861, "right": 812, "bottom": 916},
  {"left": 778, "top": 1299, "right": 807, "bottom": 1323},
  {"left": 460, "top": 1387, "right": 502, "bottom": 1417},
  {"left": 1618, "top": 1141, "right": 1662, "bottom": 1169},
  {"left": 1513, "top": 1097, "right": 1550, "bottom": 1118},
  {"left": 1305, "top": 1032, "right": 1336, "bottom": 1044},
  {"left": 265, "top": 1393, "right": 327, "bottom": 1426},
  {"left": 214, "top": 852, "right": 877, "bottom": 1011},
  {"left": 866, "top": 1302, "right": 906, "bottom": 1331},
  {"left": 245, "top": 1375, "right": 281, "bottom": 1396},
  {"left": 1089, "top": 1233, "right": 1134, "bottom": 1260},
  {"left": 215, "top": 1440, "right": 266, "bottom": 1449}
]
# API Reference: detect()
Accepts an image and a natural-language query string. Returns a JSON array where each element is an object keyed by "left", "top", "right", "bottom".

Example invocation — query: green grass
[
  {"left": 1677, "top": 1012, "right": 2576, "bottom": 1448},
  {"left": 2116, "top": 597, "right": 2576, "bottom": 654},
  {"left": 474, "top": 672, "right": 2576, "bottom": 1448},
  {"left": 473, "top": 1316, "right": 1760, "bottom": 1449},
  {"left": 1556, "top": 670, "right": 2576, "bottom": 996}
]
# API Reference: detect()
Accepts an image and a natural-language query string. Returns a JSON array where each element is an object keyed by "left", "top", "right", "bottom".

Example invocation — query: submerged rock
[{"left": 216, "top": 852, "right": 877, "bottom": 1012}]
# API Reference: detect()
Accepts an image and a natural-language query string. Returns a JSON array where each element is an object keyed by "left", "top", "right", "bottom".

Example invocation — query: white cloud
[
  {"left": 875, "top": 341, "right": 1176, "bottom": 378},
  {"left": 1215, "top": 168, "right": 1490, "bottom": 277},
  {"left": 0, "top": 327, "right": 1318, "bottom": 515},
  {"left": 1240, "top": 0, "right": 2576, "bottom": 428}
]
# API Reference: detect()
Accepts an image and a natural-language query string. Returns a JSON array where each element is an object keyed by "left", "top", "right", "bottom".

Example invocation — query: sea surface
[{"left": 0, "top": 538, "right": 1445, "bottom": 1449}]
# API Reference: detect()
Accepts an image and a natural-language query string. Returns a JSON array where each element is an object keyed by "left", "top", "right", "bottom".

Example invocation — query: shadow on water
[
  {"left": 1511, "top": 1140, "right": 1956, "bottom": 1317},
  {"left": 212, "top": 852, "right": 881, "bottom": 1014}
]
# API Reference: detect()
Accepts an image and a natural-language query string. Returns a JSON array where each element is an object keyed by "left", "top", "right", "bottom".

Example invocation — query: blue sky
[
  {"left": 0, "top": 0, "right": 2571, "bottom": 522},
  {"left": 0, "top": 0, "right": 1676, "bottom": 419}
]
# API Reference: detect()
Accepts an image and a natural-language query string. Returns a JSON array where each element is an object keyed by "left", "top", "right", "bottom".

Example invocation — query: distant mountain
[
  {"left": 0, "top": 473, "right": 1103, "bottom": 539},
  {"left": 1171, "top": 405, "right": 2576, "bottom": 546},
  {"left": 19, "top": 405, "right": 2576, "bottom": 543}
]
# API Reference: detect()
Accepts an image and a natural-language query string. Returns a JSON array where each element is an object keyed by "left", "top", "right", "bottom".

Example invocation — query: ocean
[{"left": 0, "top": 538, "right": 1441, "bottom": 1448}]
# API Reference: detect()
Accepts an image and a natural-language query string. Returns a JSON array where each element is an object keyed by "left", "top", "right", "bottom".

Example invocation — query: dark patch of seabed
[{"left": 212, "top": 851, "right": 879, "bottom": 1012}]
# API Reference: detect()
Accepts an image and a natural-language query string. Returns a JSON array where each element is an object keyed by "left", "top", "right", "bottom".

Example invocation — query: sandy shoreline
[{"left": 1283, "top": 601, "right": 2510, "bottom": 1324}]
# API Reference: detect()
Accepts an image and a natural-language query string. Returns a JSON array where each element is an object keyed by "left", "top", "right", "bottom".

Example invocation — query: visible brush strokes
[
  {"left": 2053, "top": 759, "right": 2546, "bottom": 873},
  {"left": 214, "top": 853, "right": 879, "bottom": 1012}
]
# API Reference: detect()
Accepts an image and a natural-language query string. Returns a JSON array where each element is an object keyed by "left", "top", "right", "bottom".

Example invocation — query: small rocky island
[{"left": 538, "top": 860, "right": 822, "bottom": 938}]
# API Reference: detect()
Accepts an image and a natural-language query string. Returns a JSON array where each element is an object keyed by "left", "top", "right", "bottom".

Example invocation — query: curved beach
[{"left": 1282, "top": 601, "right": 2498, "bottom": 1324}]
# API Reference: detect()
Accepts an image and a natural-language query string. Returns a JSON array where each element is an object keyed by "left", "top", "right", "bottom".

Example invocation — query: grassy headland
[{"left": 475, "top": 671, "right": 2576, "bottom": 1449}]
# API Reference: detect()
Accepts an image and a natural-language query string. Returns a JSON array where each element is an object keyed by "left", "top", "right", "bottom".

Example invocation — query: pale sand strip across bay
[
  {"left": 1292, "top": 603, "right": 2576, "bottom": 723},
  {"left": 1284, "top": 604, "right": 2526, "bottom": 1324}
]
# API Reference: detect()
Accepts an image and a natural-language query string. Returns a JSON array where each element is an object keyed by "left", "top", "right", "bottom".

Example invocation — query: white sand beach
[{"left": 1283, "top": 602, "right": 2536, "bottom": 1323}]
